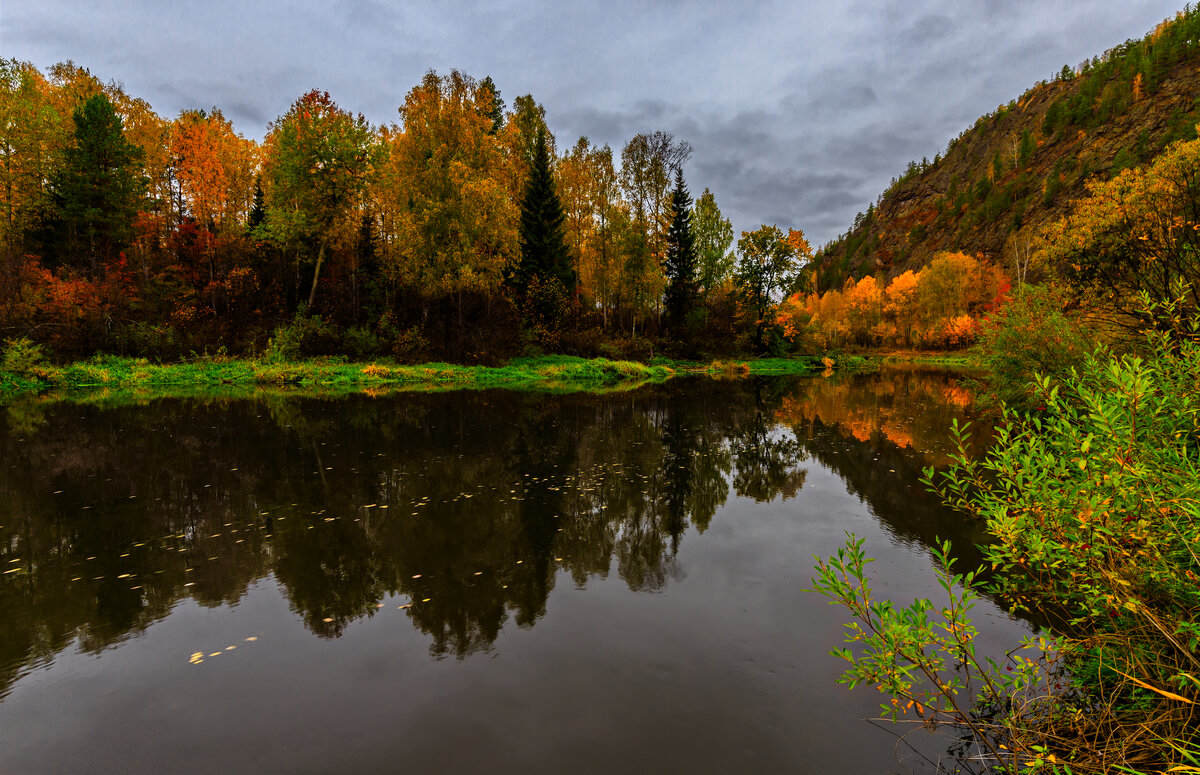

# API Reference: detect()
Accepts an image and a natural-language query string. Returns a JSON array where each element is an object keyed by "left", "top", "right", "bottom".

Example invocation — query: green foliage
[
  {"left": 812, "top": 534, "right": 1055, "bottom": 773},
  {"left": 818, "top": 292, "right": 1200, "bottom": 771},
  {"left": 928, "top": 302, "right": 1200, "bottom": 769},
  {"left": 263, "top": 89, "right": 379, "bottom": 309},
  {"left": 735, "top": 224, "right": 800, "bottom": 352},
  {"left": 48, "top": 93, "right": 146, "bottom": 271},
  {"left": 1, "top": 337, "right": 48, "bottom": 377},
  {"left": 663, "top": 170, "right": 698, "bottom": 337},
  {"left": 1018, "top": 129, "right": 1035, "bottom": 169},
  {"left": 692, "top": 188, "right": 735, "bottom": 296},
  {"left": 514, "top": 126, "right": 574, "bottom": 302},
  {"left": 341, "top": 326, "right": 382, "bottom": 359},
  {"left": 973, "top": 284, "right": 1093, "bottom": 407},
  {"left": 265, "top": 313, "right": 340, "bottom": 362}
]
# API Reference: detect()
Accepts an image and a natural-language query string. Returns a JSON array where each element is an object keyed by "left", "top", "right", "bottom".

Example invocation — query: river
[{"left": 0, "top": 367, "right": 1029, "bottom": 774}]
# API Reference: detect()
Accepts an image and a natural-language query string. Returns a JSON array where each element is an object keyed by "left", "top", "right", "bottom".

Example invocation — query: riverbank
[
  {"left": 0, "top": 349, "right": 960, "bottom": 403},
  {"left": 0, "top": 354, "right": 674, "bottom": 400}
]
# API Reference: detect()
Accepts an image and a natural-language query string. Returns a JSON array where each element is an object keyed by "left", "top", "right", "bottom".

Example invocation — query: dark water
[{"left": 0, "top": 368, "right": 1026, "bottom": 774}]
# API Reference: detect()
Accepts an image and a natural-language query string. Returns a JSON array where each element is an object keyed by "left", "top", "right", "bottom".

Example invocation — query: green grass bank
[{"left": 0, "top": 352, "right": 893, "bottom": 403}]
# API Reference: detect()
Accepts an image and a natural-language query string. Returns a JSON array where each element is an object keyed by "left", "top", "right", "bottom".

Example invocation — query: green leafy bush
[
  {"left": 264, "top": 313, "right": 339, "bottom": 362},
  {"left": 973, "top": 284, "right": 1093, "bottom": 408},
  {"left": 1, "top": 337, "right": 49, "bottom": 378},
  {"left": 816, "top": 293, "right": 1200, "bottom": 771}
]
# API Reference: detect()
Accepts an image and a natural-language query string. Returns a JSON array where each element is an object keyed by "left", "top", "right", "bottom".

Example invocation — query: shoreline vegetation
[{"left": 0, "top": 351, "right": 928, "bottom": 403}]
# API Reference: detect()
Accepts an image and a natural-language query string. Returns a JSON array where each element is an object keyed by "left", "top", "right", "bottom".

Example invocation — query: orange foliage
[
  {"left": 171, "top": 109, "right": 259, "bottom": 232},
  {"left": 776, "top": 253, "right": 1007, "bottom": 351}
]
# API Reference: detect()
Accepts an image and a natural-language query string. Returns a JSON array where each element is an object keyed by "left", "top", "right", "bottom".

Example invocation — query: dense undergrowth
[{"left": 813, "top": 295, "right": 1200, "bottom": 773}]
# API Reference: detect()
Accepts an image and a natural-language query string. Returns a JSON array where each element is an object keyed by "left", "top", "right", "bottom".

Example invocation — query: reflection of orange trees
[
  {"left": 774, "top": 370, "right": 980, "bottom": 465},
  {"left": 942, "top": 384, "right": 974, "bottom": 408},
  {"left": 879, "top": 425, "right": 914, "bottom": 449},
  {"left": 776, "top": 252, "right": 1008, "bottom": 350}
]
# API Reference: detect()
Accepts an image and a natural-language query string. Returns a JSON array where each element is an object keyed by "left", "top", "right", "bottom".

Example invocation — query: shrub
[
  {"left": 816, "top": 297, "right": 1200, "bottom": 771},
  {"left": 342, "top": 326, "right": 382, "bottom": 360},
  {"left": 973, "top": 284, "right": 1092, "bottom": 407},
  {"left": 1, "top": 337, "right": 49, "bottom": 378},
  {"left": 264, "top": 313, "right": 340, "bottom": 362}
]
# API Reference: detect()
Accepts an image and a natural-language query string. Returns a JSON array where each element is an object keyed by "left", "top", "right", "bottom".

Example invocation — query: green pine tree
[
  {"left": 663, "top": 169, "right": 698, "bottom": 336},
  {"left": 514, "top": 126, "right": 574, "bottom": 299},
  {"left": 49, "top": 92, "right": 146, "bottom": 273}
]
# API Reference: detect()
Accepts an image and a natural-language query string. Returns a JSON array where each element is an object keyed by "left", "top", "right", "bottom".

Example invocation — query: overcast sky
[{"left": 0, "top": 0, "right": 1187, "bottom": 245}]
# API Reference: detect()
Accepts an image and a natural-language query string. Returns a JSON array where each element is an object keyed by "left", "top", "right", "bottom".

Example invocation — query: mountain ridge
[{"left": 815, "top": 7, "right": 1200, "bottom": 288}]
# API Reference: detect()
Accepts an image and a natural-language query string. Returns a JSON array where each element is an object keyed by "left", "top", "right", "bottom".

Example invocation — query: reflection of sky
[{"left": 2, "top": 0, "right": 1182, "bottom": 244}]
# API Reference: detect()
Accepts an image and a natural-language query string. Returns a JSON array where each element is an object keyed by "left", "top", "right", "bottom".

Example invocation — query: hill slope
[{"left": 815, "top": 7, "right": 1200, "bottom": 288}]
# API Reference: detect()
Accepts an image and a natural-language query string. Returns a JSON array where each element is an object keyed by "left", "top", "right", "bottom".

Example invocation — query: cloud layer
[{"left": 3, "top": 0, "right": 1183, "bottom": 244}]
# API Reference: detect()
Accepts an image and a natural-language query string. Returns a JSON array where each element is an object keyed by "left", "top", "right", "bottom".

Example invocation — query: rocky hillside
[{"left": 815, "top": 7, "right": 1200, "bottom": 288}]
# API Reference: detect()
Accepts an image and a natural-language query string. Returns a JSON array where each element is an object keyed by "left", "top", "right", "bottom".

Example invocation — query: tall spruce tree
[
  {"left": 514, "top": 126, "right": 574, "bottom": 299},
  {"left": 48, "top": 92, "right": 145, "bottom": 274},
  {"left": 663, "top": 169, "right": 698, "bottom": 334}
]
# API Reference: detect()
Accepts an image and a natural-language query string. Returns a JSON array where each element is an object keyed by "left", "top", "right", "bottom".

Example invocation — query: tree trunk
[{"left": 307, "top": 241, "right": 326, "bottom": 310}]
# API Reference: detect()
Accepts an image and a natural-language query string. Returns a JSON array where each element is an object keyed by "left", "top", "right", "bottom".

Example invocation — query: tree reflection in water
[{"left": 0, "top": 367, "right": 988, "bottom": 691}]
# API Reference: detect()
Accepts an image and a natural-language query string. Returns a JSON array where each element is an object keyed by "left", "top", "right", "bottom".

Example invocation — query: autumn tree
[
  {"left": 48, "top": 92, "right": 146, "bottom": 274},
  {"left": 262, "top": 90, "right": 377, "bottom": 310},
  {"left": 171, "top": 108, "right": 258, "bottom": 233},
  {"left": 691, "top": 188, "right": 734, "bottom": 297},
  {"left": 735, "top": 224, "right": 804, "bottom": 351},
  {"left": 844, "top": 275, "right": 884, "bottom": 343},
  {"left": 383, "top": 70, "right": 518, "bottom": 305},
  {"left": 477, "top": 76, "right": 504, "bottom": 135},
  {"left": 563, "top": 140, "right": 626, "bottom": 328},
  {"left": 620, "top": 131, "right": 692, "bottom": 264},
  {"left": 884, "top": 269, "right": 920, "bottom": 345},
  {"left": 0, "top": 60, "right": 64, "bottom": 260},
  {"left": 662, "top": 169, "right": 697, "bottom": 336},
  {"left": 1043, "top": 134, "right": 1200, "bottom": 331}
]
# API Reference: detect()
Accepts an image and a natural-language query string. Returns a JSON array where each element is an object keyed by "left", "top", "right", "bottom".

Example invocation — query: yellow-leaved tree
[{"left": 382, "top": 71, "right": 518, "bottom": 306}]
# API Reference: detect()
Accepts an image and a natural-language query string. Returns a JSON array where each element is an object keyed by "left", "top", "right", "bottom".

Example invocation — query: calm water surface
[{"left": 0, "top": 368, "right": 1028, "bottom": 774}]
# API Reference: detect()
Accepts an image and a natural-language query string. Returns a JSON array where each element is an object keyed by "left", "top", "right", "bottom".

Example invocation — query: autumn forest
[{"left": 0, "top": 61, "right": 815, "bottom": 363}]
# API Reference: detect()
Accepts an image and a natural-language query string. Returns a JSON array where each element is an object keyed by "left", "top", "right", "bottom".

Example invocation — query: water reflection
[{"left": 0, "top": 367, "right": 985, "bottom": 695}]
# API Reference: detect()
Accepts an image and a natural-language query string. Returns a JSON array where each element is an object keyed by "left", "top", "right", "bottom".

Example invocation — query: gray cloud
[{"left": 1, "top": 0, "right": 1184, "bottom": 244}]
